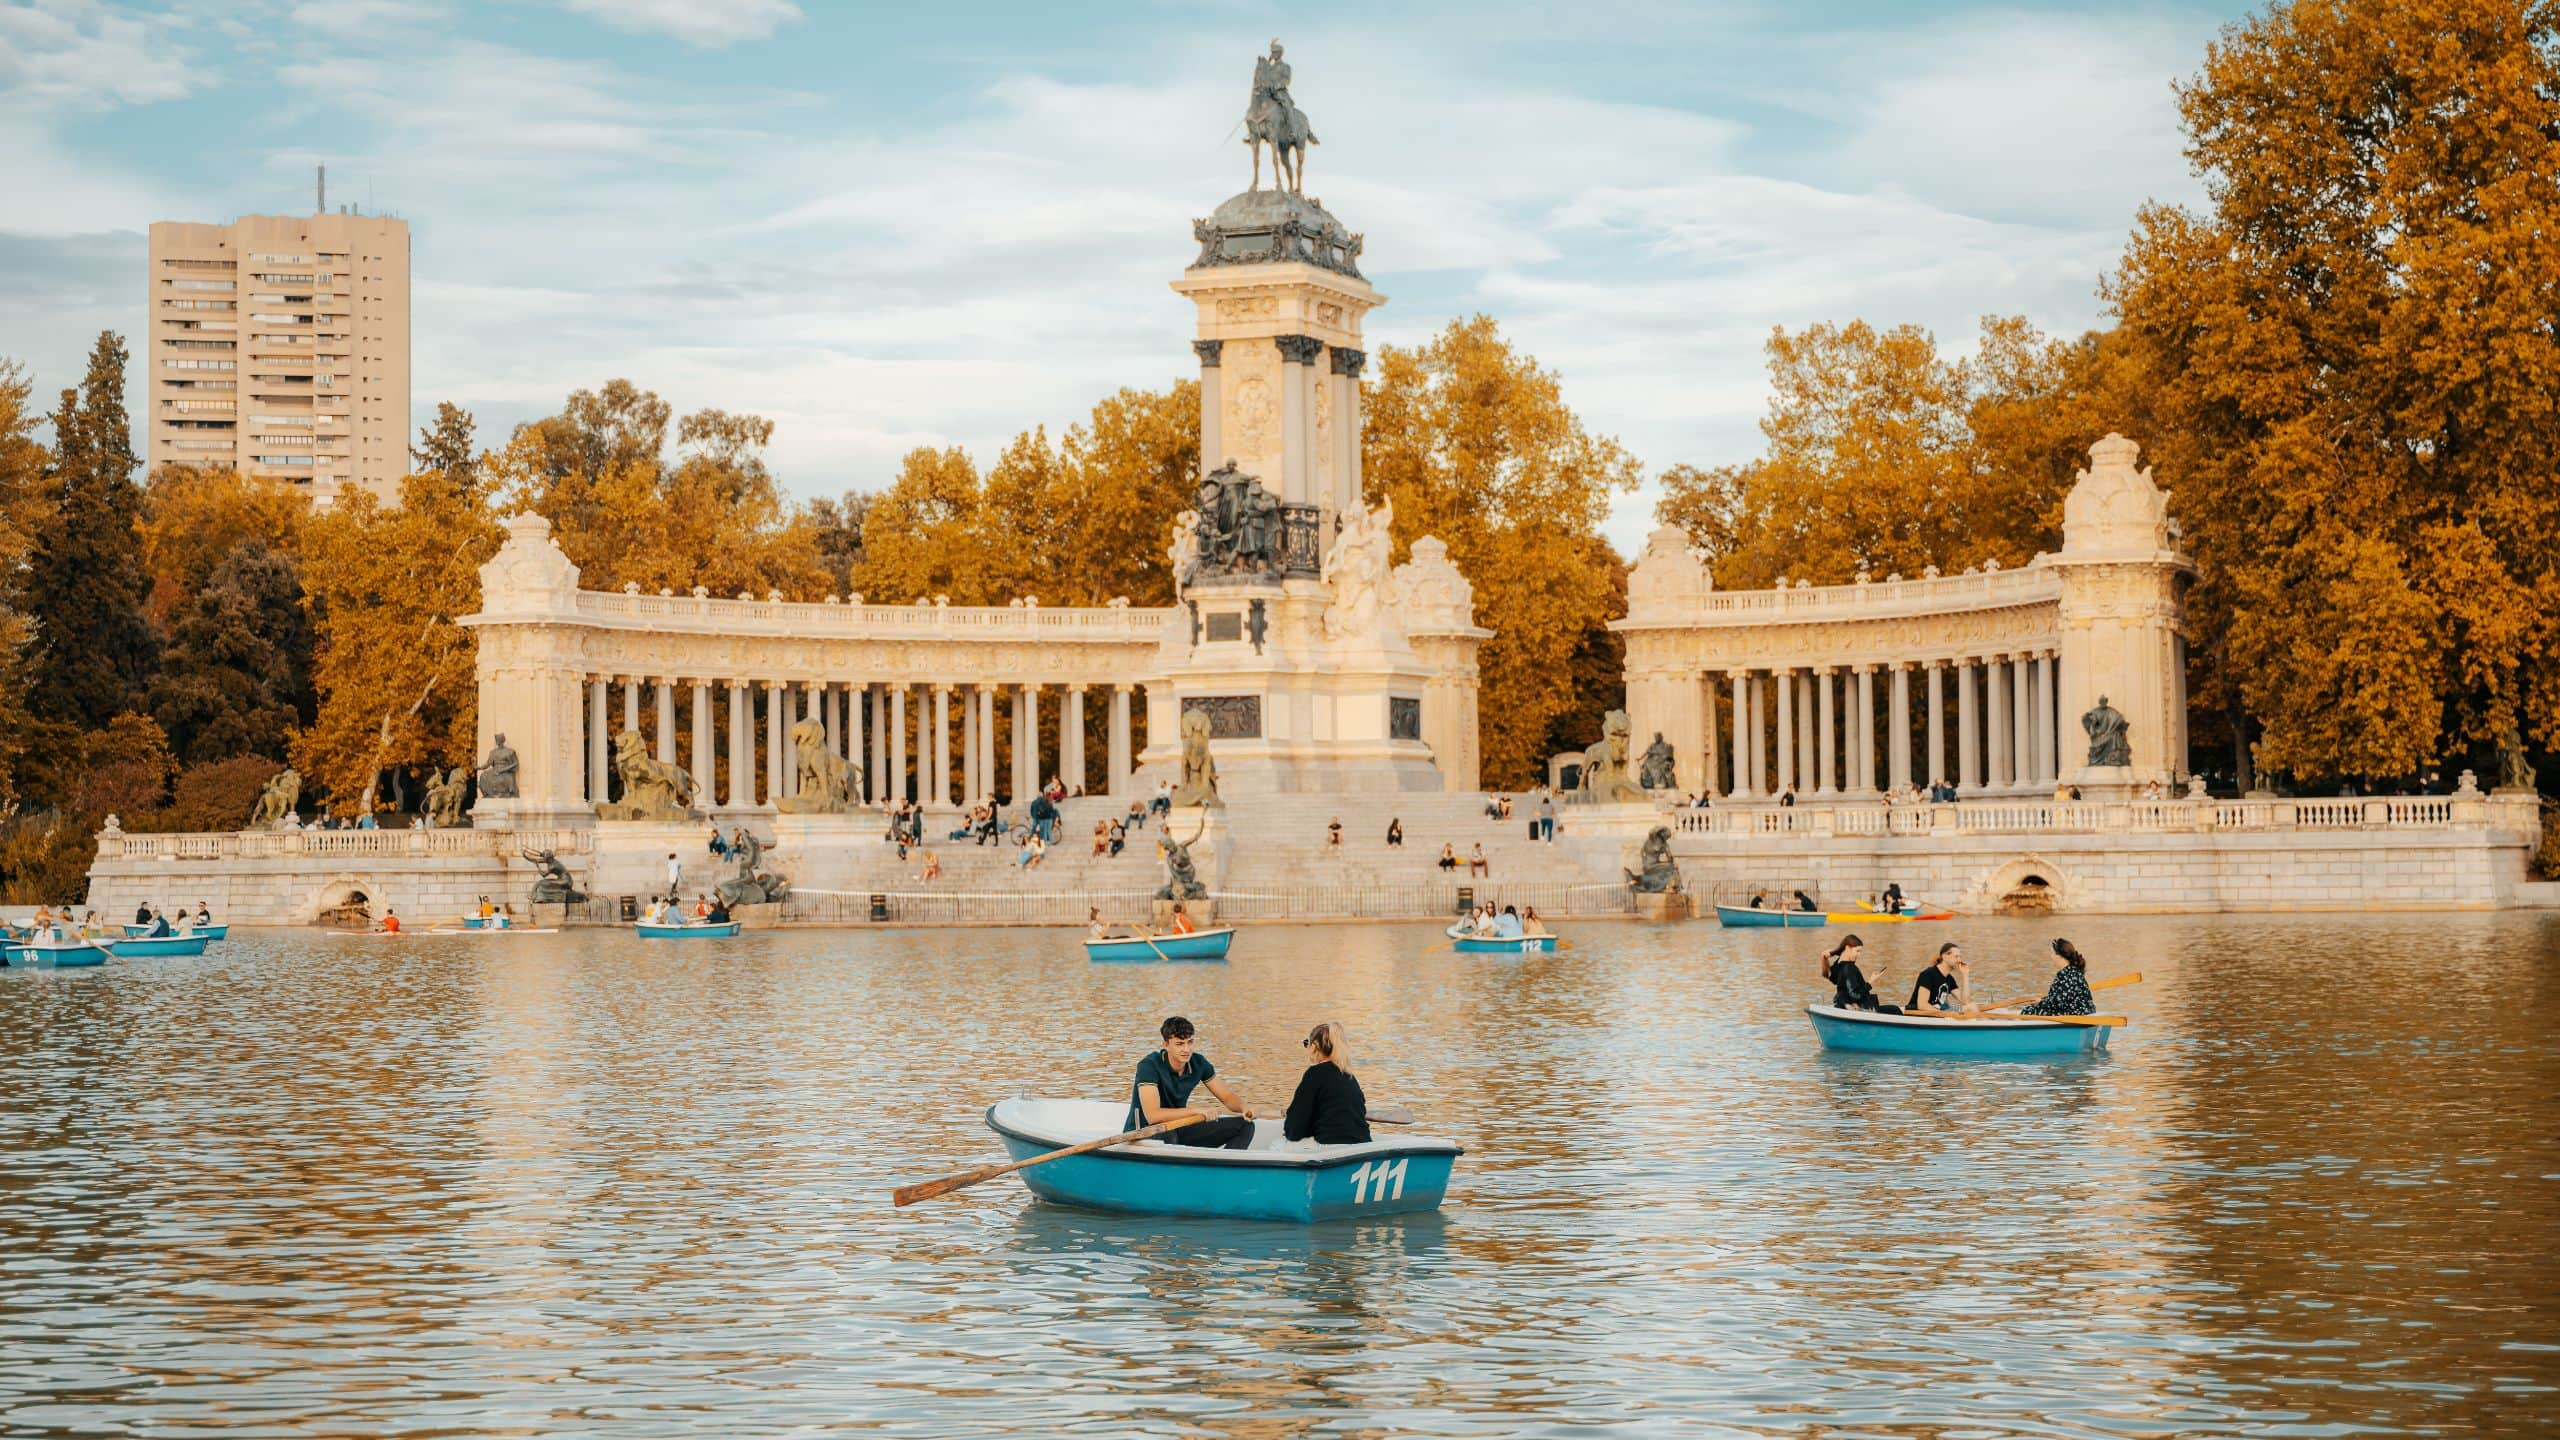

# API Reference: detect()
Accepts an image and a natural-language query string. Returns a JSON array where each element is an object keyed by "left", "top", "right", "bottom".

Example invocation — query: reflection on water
[{"left": 2, "top": 915, "right": 2555, "bottom": 1435}]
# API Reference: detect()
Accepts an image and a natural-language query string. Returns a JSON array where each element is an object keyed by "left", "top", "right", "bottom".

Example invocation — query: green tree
[
  {"left": 1365, "top": 316, "right": 1642, "bottom": 788},
  {"left": 27, "top": 332, "right": 159, "bottom": 731},
  {"left": 149, "top": 539, "right": 314, "bottom": 764},
  {"left": 2107, "top": 0, "right": 2560, "bottom": 784}
]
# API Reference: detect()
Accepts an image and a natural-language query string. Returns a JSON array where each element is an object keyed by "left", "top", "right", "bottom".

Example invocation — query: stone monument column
[
  {"left": 588, "top": 680, "right": 609, "bottom": 803},
  {"left": 1853, "top": 665, "right": 1877, "bottom": 793},
  {"left": 654, "top": 680, "right": 677, "bottom": 767},
  {"left": 1987, "top": 656, "right": 2012, "bottom": 789},
  {"left": 962, "top": 686, "right": 981, "bottom": 802},
  {"left": 1888, "top": 663, "right": 1913, "bottom": 793},
  {"left": 457, "top": 513, "right": 596, "bottom": 829},
  {"left": 690, "top": 681, "right": 713, "bottom": 795},
  {"left": 1926, "top": 660, "right": 1946, "bottom": 789},
  {"left": 1773, "top": 667, "right": 1795, "bottom": 795},
  {"left": 765, "top": 681, "right": 785, "bottom": 805},
  {"left": 1330, "top": 348, "right": 1365, "bottom": 519},
  {"left": 1957, "top": 660, "right": 1981, "bottom": 791},
  {"left": 2052, "top": 435, "right": 2193, "bottom": 794},
  {"left": 1064, "top": 686, "right": 1087, "bottom": 794},
  {"left": 1195, "top": 341, "right": 1224, "bottom": 476},
  {"left": 726, "top": 680, "right": 751, "bottom": 808},
  {"left": 931, "top": 686, "right": 951, "bottom": 808},
  {"left": 889, "top": 686, "right": 908, "bottom": 806}
]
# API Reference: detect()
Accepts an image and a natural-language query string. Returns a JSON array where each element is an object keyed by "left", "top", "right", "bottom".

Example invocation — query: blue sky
[{"left": 0, "top": 0, "right": 2253, "bottom": 550}]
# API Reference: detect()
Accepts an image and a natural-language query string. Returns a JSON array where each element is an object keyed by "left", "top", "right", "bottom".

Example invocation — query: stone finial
[
  {"left": 2062, "top": 432, "right": 2173, "bottom": 556},
  {"left": 2186, "top": 774, "right": 2208, "bottom": 799},
  {"left": 1854, "top": 569, "right": 1872, "bottom": 586},
  {"left": 1923, "top": 564, "right": 1940, "bottom": 578},
  {"left": 737, "top": 590, "right": 754, "bottom": 601},
  {"left": 765, "top": 589, "right": 782, "bottom": 602},
  {"left": 477, "top": 511, "right": 582, "bottom": 615},
  {"left": 1108, "top": 596, "right": 1132, "bottom": 609},
  {"left": 1983, "top": 557, "right": 2001, "bottom": 572},
  {"left": 657, "top": 586, "right": 673, "bottom": 597},
  {"left": 101, "top": 813, "right": 123, "bottom": 835},
  {"left": 848, "top": 593, "right": 864, "bottom": 605},
  {"left": 1392, "top": 534, "right": 1480, "bottom": 634},
  {"left": 2456, "top": 768, "right": 2481, "bottom": 795},
  {"left": 690, "top": 585, "right": 709, "bottom": 599},
  {"left": 933, "top": 595, "right": 950, "bottom": 607},
  {"left": 622, "top": 581, "right": 641, "bottom": 594}
]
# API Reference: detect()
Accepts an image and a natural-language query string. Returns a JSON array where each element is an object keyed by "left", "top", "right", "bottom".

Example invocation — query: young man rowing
[{"left": 1126, "top": 1015, "right": 1257, "bottom": 1149}]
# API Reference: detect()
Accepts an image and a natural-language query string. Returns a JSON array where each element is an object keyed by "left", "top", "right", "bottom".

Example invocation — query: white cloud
[
  {"left": 553, "top": 0, "right": 800, "bottom": 48},
  {"left": 0, "top": 0, "right": 194, "bottom": 109}
]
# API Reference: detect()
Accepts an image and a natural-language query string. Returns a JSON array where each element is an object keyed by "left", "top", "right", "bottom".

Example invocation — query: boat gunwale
[
  {"left": 986, "top": 1102, "right": 1461, "bottom": 1170},
  {"left": 1803, "top": 1003, "right": 2117, "bottom": 1032}
]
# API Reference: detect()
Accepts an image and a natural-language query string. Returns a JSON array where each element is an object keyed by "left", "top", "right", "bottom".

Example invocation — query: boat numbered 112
[
  {"left": 1442, "top": 923, "right": 1558, "bottom": 954},
  {"left": 1714, "top": 904, "right": 1827, "bottom": 929},
  {"left": 982, "top": 1098, "right": 1461, "bottom": 1222},
  {"left": 634, "top": 920, "right": 742, "bottom": 939}
]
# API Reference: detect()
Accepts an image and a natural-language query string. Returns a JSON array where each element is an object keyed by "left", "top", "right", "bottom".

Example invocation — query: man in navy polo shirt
[{"left": 1127, "top": 1015, "right": 1257, "bottom": 1149}]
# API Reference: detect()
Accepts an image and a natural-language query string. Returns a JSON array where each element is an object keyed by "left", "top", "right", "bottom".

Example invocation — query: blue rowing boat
[
  {"left": 985, "top": 1099, "right": 1462, "bottom": 1222},
  {"left": 635, "top": 920, "right": 741, "bottom": 939},
  {"left": 118, "top": 925, "right": 224, "bottom": 942},
  {"left": 108, "top": 935, "right": 213, "bottom": 958},
  {"left": 1084, "top": 927, "right": 1236, "bottom": 962},
  {"left": 18, "top": 934, "right": 109, "bottom": 967},
  {"left": 1805, "top": 1004, "right": 2116, "bottom": 1057},
  {"left": 1715, "top": 904, "right": 1826, "bottom": 928},
  {"left": 1443, "top": 923, "right": 1557, "bottom": 954}
]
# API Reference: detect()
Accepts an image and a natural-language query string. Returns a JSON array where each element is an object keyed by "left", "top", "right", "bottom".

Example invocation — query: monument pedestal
[
  {"left": 1634, "top": 890, "right": 1692, "bottom": 922},
  {"left": 469, "top": 798, "right": 593, "bottom": 833},
  {"left": 768, "top": 813, "right": 881, "bottom": 893},
  {"left": 590, "top": 820, "right": 716, "bottom": 900},
  {"left": 2064, "top": 765, "right": 2140, "bottom": 802}
]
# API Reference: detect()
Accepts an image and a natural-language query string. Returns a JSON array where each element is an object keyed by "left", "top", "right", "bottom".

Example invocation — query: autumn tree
[
  {"left": 1365, "top": 316, "right": 1642, "bottom": 788},
  {"left": 1656, "top": 317, "right": 2139, "bottom": 591},
  {"left": 0, "top": 359, "right": 49, "bottom": 808},
  {"left": 498, "top": 381, "right": 828, "bottom": 597},
  {"left": 855, "top": 445, "right": 989, "bottom": 603},
  {"left": 2108, "top": 0, "right": 2560, "bottom": 784},
  {"left": 293, "top": 410, "right": 501, "bottom": 813},
  {"left": 26, "top": 332, "right": 159, "bottom": 731},
  {"left": 137, "top": 465, "right": 307, "bottom": 623}
]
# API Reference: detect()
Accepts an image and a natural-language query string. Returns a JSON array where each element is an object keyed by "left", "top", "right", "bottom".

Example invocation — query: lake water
[{"left": 2, "top": 915, "right": 2554, "bottom": 1437}]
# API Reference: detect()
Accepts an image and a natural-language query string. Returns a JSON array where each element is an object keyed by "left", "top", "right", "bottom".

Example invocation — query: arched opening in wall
[
  {"left": 313, "top": 882, "right": 372, "bottom": 929},
  {"left": 1997, "top": 874, "right": 2054, "bottom": 917}
]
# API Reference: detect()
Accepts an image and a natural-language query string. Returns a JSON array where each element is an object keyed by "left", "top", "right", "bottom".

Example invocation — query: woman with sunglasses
[{"left": 1283, "top": 1021, "right": 1371, "bottom": 1145}]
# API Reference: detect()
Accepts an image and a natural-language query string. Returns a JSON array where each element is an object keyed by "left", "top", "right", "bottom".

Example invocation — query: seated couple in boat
[
  {"left": 1822, "top": 936, "right": 2096, "bottom": 1016},
  {"left": 1126, "top": 1015, "right": 1370, "bottom": 1150},
  {"left": 1749, "top": 890, "right": 1821, "bottom": 913}
]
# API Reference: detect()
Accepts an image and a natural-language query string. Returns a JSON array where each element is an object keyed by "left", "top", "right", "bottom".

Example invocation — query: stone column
[
  {"left": 1275, "top": 334, "right": 1323, "bottom": 506},
  {"left": 2011, "top": 655, "right": 2035, "bottom": 789},
  {"left": 1853, "top": 665, "right": 1876, "bottom": 793},
  {"left": 588, "top": 678, "right": 610, "bottom": 803},
  {"left": 725, "top": 681, "right": 749, "bottom": 808},
  {"left": 1194, "top": 340, "right": 1223, "bottom": 477},
  {"left": 1724, "top": 672, "right": 1746, "bottom": 797},
  {"left": 1926, "top": 661, "right": 1946, "bottom": 791},
  {"left": 1737, "top": 672, "right": 1759, "bottom": 796},
  {"left": 962, "top": 687, "right": 981, "bottom": 803},
  {"left": 1986, "top": 656, "right": 2012, "bottom": 789},
  {"left": 1700, "top": 672, "right": 1723, "bottom": 797},
  {"left": 870, "top": 686, "right": 891, "bottom": 806},
  {"left": 1064, "top": 686, "right": 1087, "bottom": 795},
  {"left": 1957, "top": 660, "right": 1980, "bottom": 791},
  {"left": 1109, "top": 685, "right": 1133, "bottom": 797},
  {"left": 760, "top": 682, "right": 782, "bottom": 805},
  {"left": 653, "top": 680, "right": 676, "bottom": 766},
  {"left": 2038, "top": 651, "right": 2060, "bottom": 784},
  {"left": 1331, "top": 348, "right": 1366, "bottom": 518},
  {"left": 1814, "top": 668, "right": 1837, "bottom": 795},
  {"left": 978, "top": 687, "right": 997, "bottom": 801},
  {"left": 690, "top": 681, "right": 713, "bottom": 793},
  {"left": 822, "top": 683, "right": 840, "bottom": 759},
  {"left": 926, "top": 687, "right": 947, "bottom": 808},
  {"left": 622, "top": 677, "right": 641, "bottom": 740},
  {"left": 889, "top": 686, "right": 908, "bottom": 806},
  {"left": 1773, "top": 667, "right": 1795, "bottom": 796},
  {"left": 1889, "top": 664, "right": 1913, "bottom": 793}
]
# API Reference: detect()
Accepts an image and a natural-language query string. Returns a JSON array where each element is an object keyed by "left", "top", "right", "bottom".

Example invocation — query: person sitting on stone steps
[{"left": 1127, "top": 1015, "right": 1256, "bottom": 1150}]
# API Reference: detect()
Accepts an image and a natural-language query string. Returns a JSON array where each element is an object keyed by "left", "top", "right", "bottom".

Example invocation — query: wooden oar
[
  {"left": 1370, "top": 1105, "right": 1417, "bottom": 1125},
  {"left": 893, "top": 1113, "right": 1204, "bottom": 1206},
  {"left": 1967, "top": 970, "right": 2142, "bottom": 1014}
]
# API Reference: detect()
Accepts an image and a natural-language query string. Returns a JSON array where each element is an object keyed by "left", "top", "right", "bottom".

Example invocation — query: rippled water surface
[{"left": 3, "top": 915, "right": 2556, "bottom": 1437}]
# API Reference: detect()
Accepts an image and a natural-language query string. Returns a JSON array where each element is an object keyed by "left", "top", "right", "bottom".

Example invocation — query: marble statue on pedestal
[
  {"left": 595, "top": 730, "right": 700, "bottom": 822},
  {"left": 1626, "top": 826, "right": 1682, "bottom": 893},
  {"left": 1321, "top": 497, "right": 1395, "bottom": 641},
  {"left": 1574, "top": 711, "right": 1648, "bottom": 803},
  {"left": 2496, "top": 725, "right": 2537, "bottom": 793},
  {"left": 1170, "top": 708, "right": 1222, "bottom": 807},
  {"left": 2082, "top": 697, "right": 2132, "bottom": 768},
  {"left": 476, "top": 735, "right": 519, "bottom": 799},
  {"left": 776, "top": 718, "right": 859, "bottom": 814},
  {"left": 249, "top": 769, "right": 300, "bottom": 829},
  {"left": 1245, "top": 40, "right": 1318, "bottom": 192},
  {"left": 1637, "top": 732, "right": 1677, "bottom": 791},
  {"left": 423, "top": 767, "right": 469, "bottom": 828}
]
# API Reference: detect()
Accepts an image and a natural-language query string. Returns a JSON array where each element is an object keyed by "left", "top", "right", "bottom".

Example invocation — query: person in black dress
[
  {"left": 2018, "top": 938, "right": 2097, "bottom": 1015},
  {"left": 1908, "top": 941, "right": 1969, "bottom": 1012},
  {"left": 1820, "top": 934, "right": 1900, "bottom": 1012},
  {"left": 1283, "top": 1021, "right": 1371, "bottom": 1145}
]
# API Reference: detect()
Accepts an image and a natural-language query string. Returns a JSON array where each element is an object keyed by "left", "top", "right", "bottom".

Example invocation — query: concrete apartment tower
[{"left": 145, "top": 169, "right": 410, "bottom": 504}]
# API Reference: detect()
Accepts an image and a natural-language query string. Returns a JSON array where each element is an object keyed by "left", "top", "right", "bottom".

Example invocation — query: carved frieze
[{"left": 1180, "top": 694, "right": 1263, "bottom": 739}]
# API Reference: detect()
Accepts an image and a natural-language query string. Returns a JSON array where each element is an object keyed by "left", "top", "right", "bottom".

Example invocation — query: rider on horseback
[{"left": 1246, "top": 39, "right": 1317, "bottom": 192}]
